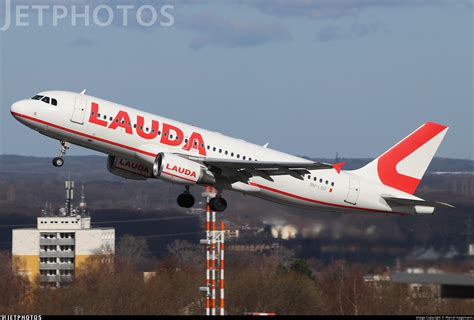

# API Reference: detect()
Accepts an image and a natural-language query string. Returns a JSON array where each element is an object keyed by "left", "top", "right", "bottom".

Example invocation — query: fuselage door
[
  {"left": 344, "top": 177, "right": 360, "bottom": 205},
  {"left": 71, "top": 97, "right": 87, "bottom": 124}
]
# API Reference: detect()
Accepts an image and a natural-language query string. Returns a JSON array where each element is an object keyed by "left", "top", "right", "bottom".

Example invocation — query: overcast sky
[{"left": 0, "top": 0, "right": 472, "bottom": 159}]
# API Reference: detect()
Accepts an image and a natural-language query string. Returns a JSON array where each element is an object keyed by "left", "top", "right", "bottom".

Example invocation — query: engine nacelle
[
  {"left": 153, "top": 152, "right": 215, "bottom": 185},
  {"left": 107, "top": 155, "right": 154, "bottom": 180}
]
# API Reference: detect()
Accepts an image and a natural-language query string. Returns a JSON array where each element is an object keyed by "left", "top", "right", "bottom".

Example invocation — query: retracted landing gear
[
  {"left": 177, "top": 186, "right": 195, "bottom": 208},
  {"left": 52, "top": 140, "right": 70, "bottom": 168},
  {"left": 209, "top": 195, "right": 227, "bottom": 212}
]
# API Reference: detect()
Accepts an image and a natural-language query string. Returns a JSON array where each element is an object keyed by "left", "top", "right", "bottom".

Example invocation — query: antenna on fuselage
[{"left": 80, "top": 89, "right": 87, "bottom": 95}]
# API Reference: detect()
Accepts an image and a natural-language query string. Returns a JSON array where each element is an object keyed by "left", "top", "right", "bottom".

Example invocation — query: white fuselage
[{"left": 11, "top": 91, "right": 424, "bottom": 215}]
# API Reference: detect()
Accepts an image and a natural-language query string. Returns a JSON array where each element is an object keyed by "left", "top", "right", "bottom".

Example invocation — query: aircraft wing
[
  {"left": 185, "top": 155, "right": 333, "bottom": 182},
  {"left": 382, "top": 196, "right": 455, "bottom": 208}
]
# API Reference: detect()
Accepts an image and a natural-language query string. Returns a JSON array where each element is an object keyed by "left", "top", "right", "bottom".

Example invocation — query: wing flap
[{"left": 184, "top": 155, "right": 332, "bottom": 181}]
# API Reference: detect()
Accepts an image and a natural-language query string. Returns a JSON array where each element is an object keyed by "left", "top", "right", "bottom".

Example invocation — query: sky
[{"left": 0, "top": 0, "right": 472, "bottom": 159}]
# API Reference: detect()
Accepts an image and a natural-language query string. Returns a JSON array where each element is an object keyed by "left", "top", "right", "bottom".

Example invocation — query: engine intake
[
  {"left": 107, "top": 155, "right": 153, "bottom": 180},
  {"left": 153, "top": 153, "right": 215, "bottom": 185}
]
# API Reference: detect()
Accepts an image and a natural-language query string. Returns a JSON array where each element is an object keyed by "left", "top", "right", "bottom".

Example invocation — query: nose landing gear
[
  {"left": 177, "top": 186, "right": 195, "bottom": 208},
  {"left": 52, "top": 140, "right": 70, "bottom": 168}
]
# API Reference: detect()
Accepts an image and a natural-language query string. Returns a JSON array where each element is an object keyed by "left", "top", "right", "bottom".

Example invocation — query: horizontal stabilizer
[{"left": 382, "top": 196, "right": 455, "bottom": 208}]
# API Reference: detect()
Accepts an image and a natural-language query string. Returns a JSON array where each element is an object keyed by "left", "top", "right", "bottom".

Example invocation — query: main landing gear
[
  {"left": 177, "top": 186, "right": 195, "bottom": 208},
  {"left": 209, "top": 195, "right": 227, "bottom": 212},
  {"left": 52, "top": 140, "right": 70, "bottom": 168},
  {"left": 176, "top": 186, "right": 228, "bottom": 212}
]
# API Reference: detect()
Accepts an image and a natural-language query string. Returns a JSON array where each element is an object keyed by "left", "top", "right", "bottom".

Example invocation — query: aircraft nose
[{"left": 10, "top": 100, "right": 25, "bottom": 118}]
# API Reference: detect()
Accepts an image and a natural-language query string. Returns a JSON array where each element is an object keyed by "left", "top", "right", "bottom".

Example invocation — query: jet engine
[
  {"left": 107, "top": 155, "right": 154, "bottom": 180},
  {"left": 153, "top": 152, "right": 215, "bottom": 185}
]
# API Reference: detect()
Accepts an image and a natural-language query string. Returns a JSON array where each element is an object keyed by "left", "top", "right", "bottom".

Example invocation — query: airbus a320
[{"left": 11, "top": 90, "right": 453, "bottom": 214}]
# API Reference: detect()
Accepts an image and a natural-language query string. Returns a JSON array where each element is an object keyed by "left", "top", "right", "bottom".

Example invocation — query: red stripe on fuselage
[
  {"left": 249, "top": 182, "right": 402, "bottom": 215},
  {"left": 12, "top": 111, "right": 404, "bottom": 215}
]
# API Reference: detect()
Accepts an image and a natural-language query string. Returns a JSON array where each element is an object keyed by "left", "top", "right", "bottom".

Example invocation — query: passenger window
[
  {"left": 51, "top": 98, "right": 58, "bottom": 106},
  {"left": 331, "top": 182, "right": 334, "bottom": 186}
]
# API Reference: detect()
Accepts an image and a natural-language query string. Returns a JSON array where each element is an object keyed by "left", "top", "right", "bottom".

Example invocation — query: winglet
[
  {"left": 332, "top": 162, "right": 346, "bottom": 174},
  {"left": 80, "top": 89, "right": 87, "bottom": 95}
]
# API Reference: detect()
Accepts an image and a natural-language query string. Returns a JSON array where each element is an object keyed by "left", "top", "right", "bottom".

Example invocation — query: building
[{"left": 12, "top": 180, "right": 115, "bottom": 288}]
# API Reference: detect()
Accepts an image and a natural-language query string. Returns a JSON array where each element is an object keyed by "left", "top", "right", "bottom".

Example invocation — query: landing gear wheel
[
  {"left": 52, "top": 140, "right": 70, "bottom": 168},
  {"left": 177, "top": 193, "right": 195, "bottom": 208},
  {"left": 209, "top": 197, "right": 227, "bottom": 212},
  {"left": 52, "top": 157, "right": 64, "bottom": 167}
]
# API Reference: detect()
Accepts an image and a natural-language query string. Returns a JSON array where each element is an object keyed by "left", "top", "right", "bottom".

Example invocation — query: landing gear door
[
  {"left": 344, "top": 177, "right": 360, "bottom": 205},
  {"left": 71, "top": 97, "right": 87, "bottom": 124}
]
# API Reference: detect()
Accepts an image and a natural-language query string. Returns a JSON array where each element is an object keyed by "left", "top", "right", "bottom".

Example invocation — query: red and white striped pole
[
  {"left": 205, "top": 199, "right": 211, "bottom": 316},
  {"left": 211, "top": 209, "right": 217, "bottom": 316},
  {"left": 220, "top": 221, "right": 225, "bottom": 315}
]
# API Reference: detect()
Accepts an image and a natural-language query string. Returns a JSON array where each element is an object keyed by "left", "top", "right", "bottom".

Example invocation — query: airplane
[{"left": 10, "top": 90, "right": 454, "bottom": 214}]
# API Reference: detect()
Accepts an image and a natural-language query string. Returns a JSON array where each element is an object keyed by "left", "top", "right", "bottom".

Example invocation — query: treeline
[{"left": 1, "top": 240, "right": 474, "bottom": 315}]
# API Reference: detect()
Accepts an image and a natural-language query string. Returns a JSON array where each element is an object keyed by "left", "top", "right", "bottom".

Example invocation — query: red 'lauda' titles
[
  {"left": 160, "top": 123, "right": 184, "bottom": 146},
  {"left": 165, "top": 163, "right": 197, "bottom": 178},
  {"left": 118, "top": 159, "right": 150, "bottom": 174},
  {"left": 182, "top": 132, "right": 206, "bottom": 155},
  {"left": 88, "top": 103, "right": 207, "bottom": 156},
  {"left": 136, "top": 115, "right": 159, "bottom": 139},
  {"left": 109, "top": 111, "right": 133, "bottom": 134},
  {"left": 89, "top": 103, "right": 108, "bottom": 127}
]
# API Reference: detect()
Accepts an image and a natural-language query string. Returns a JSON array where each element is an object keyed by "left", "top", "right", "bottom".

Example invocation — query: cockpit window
[{"left": 31, "top": 94, "right": 58, "bottom": 106}]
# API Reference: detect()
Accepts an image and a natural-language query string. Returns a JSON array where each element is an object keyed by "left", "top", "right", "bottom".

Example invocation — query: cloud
[
  {"left": 318, "top": 22, "right": 389, "bottom": 42},
  {"left": 241, "top": 0, "right": 472, "bottom": 20},
  {"left": 180, "top": 13, "right": 292, "bottom": 50}
]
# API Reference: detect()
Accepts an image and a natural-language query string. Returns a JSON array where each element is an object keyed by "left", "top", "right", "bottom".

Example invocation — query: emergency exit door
[
  {"left": 71, "top": 97, "right": 87, "bottom": 124},
  {"left": 344, "top": 177, "right": 360, "bottom": 205}
]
